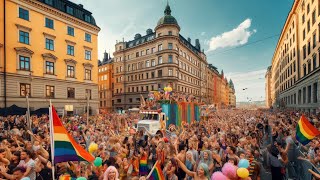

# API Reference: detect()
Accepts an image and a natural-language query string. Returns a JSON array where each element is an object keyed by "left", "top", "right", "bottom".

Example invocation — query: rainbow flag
[
  {"left": 49, "top": 105, "right": 95, "bottom": 164},
  {"left": 139, "top": 154, "right": 149, "bottom": 176},
  {"left": 296, "top": 115, "right": 320, "bottom": 145},
  {"left": 149, "top": 161, "right": 165, "bottom": 180}
]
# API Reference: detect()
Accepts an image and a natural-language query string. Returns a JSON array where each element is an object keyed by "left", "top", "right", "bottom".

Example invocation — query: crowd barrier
[{"left": 261, "top": 132, "right": 320, "bottom": 180}]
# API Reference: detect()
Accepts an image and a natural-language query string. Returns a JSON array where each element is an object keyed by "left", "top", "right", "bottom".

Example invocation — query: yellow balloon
[
  {"left": 88, "top": 143, "right": 98, "bottom": 153},
  {"left": 168, "top": 87, "right": 172, "bottom": 92},
  {"left": 237, "top": 168, "right": 249, "bottom": 178},
  {"left": 164, "top": 87, "right": 168, "bottom": 92}
]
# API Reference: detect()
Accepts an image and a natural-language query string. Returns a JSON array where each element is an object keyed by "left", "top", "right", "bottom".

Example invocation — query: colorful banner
[{"left": 161, "top": 102, "right": 200, "bottom": 127}]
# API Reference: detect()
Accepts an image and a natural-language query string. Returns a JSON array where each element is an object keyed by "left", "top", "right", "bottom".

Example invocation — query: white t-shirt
[{"left": 18, "top": 159, "right": 36, "bottom": 180}]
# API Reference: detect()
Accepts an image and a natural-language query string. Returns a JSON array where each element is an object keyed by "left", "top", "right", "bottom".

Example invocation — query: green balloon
[
  {"left": 93, "top": 157, "right": 103, "bottom": 167},
  {"left": 76, "top": 177, "right": 87, "bottom": 180}
]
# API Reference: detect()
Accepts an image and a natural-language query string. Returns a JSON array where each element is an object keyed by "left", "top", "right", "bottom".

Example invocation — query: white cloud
[
  {"left": 225, "top": 69, "right": 266, "bottom": 102},
  {"left": 208, "top": 18, "right": 256, "bottom": 51}
]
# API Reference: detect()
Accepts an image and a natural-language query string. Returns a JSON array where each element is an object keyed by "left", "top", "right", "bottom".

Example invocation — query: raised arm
[{"left": 174, "top": 157, "right": 196, "bottom": 177}]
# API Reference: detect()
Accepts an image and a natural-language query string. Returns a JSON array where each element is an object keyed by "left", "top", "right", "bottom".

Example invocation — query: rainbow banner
[
  {"left": 149, "top": 161, "right": 165, "bottom": 180},
  {"left": 49, "top": 105, "right": 95, "bottom": 164},
  {"left": 296, "top": 115, "right": 320, "bottom": 145},
  {"left": 161, "top": 102, "right": 200, "bottom": 127}
]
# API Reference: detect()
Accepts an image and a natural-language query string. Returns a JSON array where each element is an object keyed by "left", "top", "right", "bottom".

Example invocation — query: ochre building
[
  {"left": 266, "top": 0, "right": 320, "bottom": 113},
  {"left": 0, "top": 0, "right": 100, "bottom": 115},
  {"left": 98, "top": 52, "right": 114, "bottom": 113}
]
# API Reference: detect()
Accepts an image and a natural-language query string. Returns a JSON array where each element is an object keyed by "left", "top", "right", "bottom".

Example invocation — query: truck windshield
[{"left": 142, "top": 114, "right": 158, "bottom": 120}]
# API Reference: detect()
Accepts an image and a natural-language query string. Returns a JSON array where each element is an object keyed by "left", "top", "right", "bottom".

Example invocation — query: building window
[
  {"left": 168, "top": 55, "right": 173, "bottom": 63},
  {"left": 19, "top": 31, "right": 29, "bottom": 45},
  {"left": 158, "top": 70, "right": 162, "bottom": 77},
  {"left": 303, "top": 45, "right": 307, "bottom": 59},
  {"left": 151, "top": 72, "right": 155, "bottom": 78},
  {"left": 44, "top": 0, "right": 53, "bottom": 5},
  {"left": 313, "top": 54, "right": 317, "bottom": 70},
  {"left": 146, "top": 60, "right": 150, "bottom": 67},
  {"left": 168, "top": 31, "right": 172, "bottom": 35},
  {"left": 158, "top": 56, "right": 162, "bottom": 64},
  {"left": 20, "top": 83, "right": 30, "bottom": 96},
  {"left": 85, "top": 33, "right": 91, "bottom": 42},
  {"left": 168, "top": 43, "right": 173, "bottom": 50},
  {"left": 45, "top": 38, "right": 54, "bottom": 50},
  {"left": 85, "top": 69, "right": 91, "bottom": 80},
  {"left": 308, "top": 60, "right": 312, "bottom": 73},
  {"left": 313, "top": 10, "right": 316, "bottom": 24},
  {"left": 303, "top": 87, "right": 307, "bottom": 104},
  {"left": 67, "top": 26, "right": 74, "bottom": 36},
  {"left": 19, "top": 56, "right": 30, "bottom": 71},
  {"left": 66, "top": 6, "right": 74, "bottom": 15},
  {"left": 151, "top": 47, "right": 155, "bottom": 54},
  {"left": 314, "top": 83, "right": 318, "bottom": 103},
  {"left": 45, "top": 18, "right": 54, "bottom": 29},
  {"left": 302, "top": 14, "right": 305, "bottom": 24},
  {"left": 158, "top": 44, "right": 162, "bottom": 51},
  {"left": 298, "top": 90, "right": 302, "bottom": 104},
  {"left": 151, "top": 60, "right": 155, "bottom": 66},
  {"left": 46, "top": 85, "right": 55, "bottom": 98},
  {"left": 313, "top": 33, "right": 317, "bottom": 48},
  {"left": 67, "top": 87, "right": 75, "bottom": 98},
  {"left": 84, "top": 14, "right": 91, "bottom": 23},
  {"left": 46, "top": 61, "right": 54, "bottom": 75},
  {"left": 19, "top": 7, "right": 29, "bottom": 21},
  {"left": 168, "top": 69, "right": 173, "bottom": 76},
  {"left": 85, "top": 50, "right": 91, "bottom": 60},
  {"left": 67, "top": 45, "right": 74, "bottom": 56},
  {"left": 303, "top": 29, "right": 306, "bottom": 40},
  {"left": 67, "top": 65, "right": 75, "bottom": 78},
  {"left": 129, "top": 98, "right": 133, "bottom": 103},
  {"left": 307, "top": 20, "right": 310, "bottom": 32},
  {"left": 146, "top": 86, "right": 149, "bottom": 91}
]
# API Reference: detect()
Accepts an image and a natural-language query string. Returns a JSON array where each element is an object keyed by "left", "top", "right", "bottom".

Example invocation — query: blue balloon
[{"left": 238, "top": 159, "right": 250, "bottom": 168}]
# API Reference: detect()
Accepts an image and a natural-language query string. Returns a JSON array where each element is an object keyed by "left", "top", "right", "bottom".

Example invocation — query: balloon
[
  {"left": 237, "top": 168, "right": 249, "bottom": 178},
  {"left": 238, "top": 159, "right": 250, "bottom": 168},
  {"left": 222, "top": 162, "right": 237, "bottom": 179},
  {"left": 76, "top": 177, "right": 87, "bottom": 180},
  {"left": 211, "top": 171, "right": 227, "bottom": 180},
  {"left": 88, "top": 143, "right": 98, "bottom": 153},
  {"left": 93, "top": 157, "right": 103, "bottom": 167}
]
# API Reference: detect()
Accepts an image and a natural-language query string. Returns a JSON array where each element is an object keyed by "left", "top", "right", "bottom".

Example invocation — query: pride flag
[
  {"left": 149, "top": 161, "right": 165, "bottom": 180},
  {"left": 139, "top": 154, "right": 149, "bottom": 176},
  {"left": 296, "top": 115, "right": 320, "bottom": 145},
  {"left": 49, "top": 105, "right": 94, "bottom": 164}
]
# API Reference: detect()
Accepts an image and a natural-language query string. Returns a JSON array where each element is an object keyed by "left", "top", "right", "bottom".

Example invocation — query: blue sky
[{"left": 73, "top": 0, "right": 294, "bottom": 102}]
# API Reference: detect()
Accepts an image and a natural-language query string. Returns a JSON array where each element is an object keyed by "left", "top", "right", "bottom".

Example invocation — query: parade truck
[{"left": 136, "top": 102, "right": 201, "bottom": 135}]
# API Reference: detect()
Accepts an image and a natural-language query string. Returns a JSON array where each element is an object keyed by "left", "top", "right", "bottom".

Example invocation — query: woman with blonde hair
[{"left": 103, "top": 166, "right": 119, "bottom": 180}]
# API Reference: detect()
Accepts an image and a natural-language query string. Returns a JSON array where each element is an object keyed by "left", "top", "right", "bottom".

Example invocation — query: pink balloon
[
  {"left": 211, "top": 171, "right": 227, "bottom": 180},
  {"left": 222, "top": 162, "right": 237, "bottom": 180}
]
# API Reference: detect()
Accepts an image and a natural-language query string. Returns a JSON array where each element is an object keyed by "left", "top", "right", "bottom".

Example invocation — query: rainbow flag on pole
[
  {"left": 49, "top": 105, "right": 94, "bottom": 164},
  {"left": 296, "top": 115, "right": 320, "bottom": 145},
  {"left": 149, "top": 161, "right": 165, "bottom": 180}
]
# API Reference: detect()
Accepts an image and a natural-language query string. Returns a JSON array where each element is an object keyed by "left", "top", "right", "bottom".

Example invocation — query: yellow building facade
[
  {"left": 268, "top": 0, "right": 320, "bottom": 113},
  {"left": 0, "top": 0, "right": 100, "bottom": 115}
]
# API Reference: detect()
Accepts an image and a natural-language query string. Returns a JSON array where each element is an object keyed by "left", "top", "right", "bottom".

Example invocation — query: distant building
[
  {"left": 0, "top": 0, "right": 100, "bottom": 115},
  {"left": 98, "top": 52, "right": 114, "bottom": 113},
  {"left": 112, "top": 2, "right": 208, "bottom": 110}
]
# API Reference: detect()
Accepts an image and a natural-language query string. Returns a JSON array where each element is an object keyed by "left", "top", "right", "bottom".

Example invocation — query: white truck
[{"left": 136, "top": 110, "right": 167, "bottom": 135}]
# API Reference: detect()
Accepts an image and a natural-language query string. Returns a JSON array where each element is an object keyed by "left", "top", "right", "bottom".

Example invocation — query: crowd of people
[{"left": 0, "top": 108, "right": 319, "bottom": 180}]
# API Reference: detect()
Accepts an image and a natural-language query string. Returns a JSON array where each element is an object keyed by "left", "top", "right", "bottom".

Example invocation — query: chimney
[
  {"left": 188, "top": 37, "right": 191, "bottom": 43},
  {"left": 103, "top": 51, "right": 108, "bottom": 62},
  {"left": 79, "top": 4, "right": 83, "bottom": 8},
  {"left": 195, "top": 39, "right": 201, "bottom": 50}
]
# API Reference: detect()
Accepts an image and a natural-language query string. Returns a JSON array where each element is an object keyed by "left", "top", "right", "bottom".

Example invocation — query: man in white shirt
[{"left": 18, "top": 150, "right": 36, "bottom": 180}]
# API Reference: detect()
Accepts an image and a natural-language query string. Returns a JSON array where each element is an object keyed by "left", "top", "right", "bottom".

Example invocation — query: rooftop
[{"left": 38, "top": 0, "right": 98, "bottom": 27}]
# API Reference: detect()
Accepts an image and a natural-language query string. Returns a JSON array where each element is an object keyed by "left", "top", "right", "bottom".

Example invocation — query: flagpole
[
  {"left": 49, "top": 100, "right": 55, "bottom": 179},
  {"left": 146, "top": 160, "right": 158, "bottom": 179}
]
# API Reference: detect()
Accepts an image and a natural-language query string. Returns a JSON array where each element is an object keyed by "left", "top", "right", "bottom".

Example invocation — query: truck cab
[{"left": 136, "top": 110, "right": 166, "bottom": 135}]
